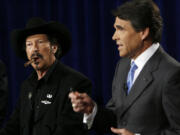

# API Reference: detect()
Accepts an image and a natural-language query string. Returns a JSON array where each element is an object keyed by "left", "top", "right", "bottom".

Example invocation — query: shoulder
[
  {"left": 158, "top": 47, "right": 180, "bottom": 71},
  {"left": 54, "top": 61, "right": 92, "bottom": 94},
  {"left": 115, "top": 57, "right": 130, "bottom": 69},
  {"left": 117, "top": 57, "right": 130, "bottom": 65},
  {"left": 55, "top": 61, "right": 90, "bottom": 81},
  {"left": 151, "top": 47, "right": 180, "bottom": 82},
  {"left": 114, "top": 57, "right": 130, "bottom": 73},
  {"left": 21, "top": 61, "right": 91, "bottom": 89}
]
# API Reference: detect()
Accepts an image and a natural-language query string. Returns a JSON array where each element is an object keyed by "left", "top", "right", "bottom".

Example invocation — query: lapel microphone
[{"left": 124, "top": 83, "right": 128, "bottom": 95}]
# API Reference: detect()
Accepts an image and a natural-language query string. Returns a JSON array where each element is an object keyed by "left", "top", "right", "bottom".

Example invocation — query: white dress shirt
[{"left": 132, "top": 43, "right": 159, "bottom": 83}]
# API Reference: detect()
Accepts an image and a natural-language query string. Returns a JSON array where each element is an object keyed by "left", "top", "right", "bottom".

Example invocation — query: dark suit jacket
[
  {"left": 0, "top": 61, "right": 92, "bottom": 135},
  {"left": 0, "top": 60, "right": 8, "bottom": 127},
  {"left": 93, "top": 47, "right": 180, "bottom": 135}
]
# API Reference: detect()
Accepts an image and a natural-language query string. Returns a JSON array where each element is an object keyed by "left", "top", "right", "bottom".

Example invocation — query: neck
[
  {"left": 36, "top": 69, "right": 48, "bottom": 80},
  {"left": 131, "top": 40, "right": 152, "bottom": 60},
  {"left": 36, "top": 57, "right": 56, "bottom": 80}
]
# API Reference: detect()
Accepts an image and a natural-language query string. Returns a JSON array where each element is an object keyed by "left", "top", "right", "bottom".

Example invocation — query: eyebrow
[
  {"left": 25, "top": 41, "right": 31, "bottom": 43},
  {"left": 115, "top": 25, "right": 124, "bottom": 29},
  {"left": 26, "top": 39, "right": 47, "bottom": 42}
]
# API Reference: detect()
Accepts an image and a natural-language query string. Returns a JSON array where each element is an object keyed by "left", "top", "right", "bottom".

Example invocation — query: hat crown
[
  {"left": 26, "top": 18, "right": 46, "bottom": 28},
  {"left": 11, "top": 17, "right": 72, "bottom": 60}
]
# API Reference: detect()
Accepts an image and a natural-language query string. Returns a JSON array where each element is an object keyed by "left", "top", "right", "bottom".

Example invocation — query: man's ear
[
  {"left": 51, "top": 45, "right": 58, "bottom": 54},
  {"left": 140, "top": 27, "right": 149, "bottom": 41}
]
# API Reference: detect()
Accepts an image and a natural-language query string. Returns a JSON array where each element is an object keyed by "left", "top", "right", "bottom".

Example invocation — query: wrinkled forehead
[
  {"left": 26, "top": 34, "right": 48, "bottom": 42},
  {"left": 114, "top": 17, "right": 132, "bottom": 28}
]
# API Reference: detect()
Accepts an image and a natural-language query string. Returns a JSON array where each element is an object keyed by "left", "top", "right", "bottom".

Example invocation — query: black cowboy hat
[{"left": 11, "top": 17, "right": 72, "bottom": 60}]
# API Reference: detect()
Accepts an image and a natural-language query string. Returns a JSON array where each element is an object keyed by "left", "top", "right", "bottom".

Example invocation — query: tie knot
[{"left": 131, "top": 61, "right": 138, "bottom": 71}]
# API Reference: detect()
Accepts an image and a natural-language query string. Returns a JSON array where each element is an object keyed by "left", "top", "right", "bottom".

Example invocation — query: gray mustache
[{"left": 31, "top": 53, "right": 43, "bottom": 59}]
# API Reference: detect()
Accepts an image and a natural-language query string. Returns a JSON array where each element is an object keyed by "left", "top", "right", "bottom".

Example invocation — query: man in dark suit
[
  {"left": 0, "top": 60, "right": 8, "bottom": 127},
  {"left": 69, "top": 0, "right": 180, "bottom": 135},
  {"left": 0, "top": 17, "right": 92, "bottom": 135}
]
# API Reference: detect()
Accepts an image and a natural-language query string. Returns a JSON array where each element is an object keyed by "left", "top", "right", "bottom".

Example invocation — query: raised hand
[{"left": 69, "top": 91, "right": 95, "bottom": 114}]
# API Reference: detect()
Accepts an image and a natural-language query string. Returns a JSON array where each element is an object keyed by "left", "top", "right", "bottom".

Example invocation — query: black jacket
[{"left": 0, "top": 61, "right": 92, "bottom": 135}]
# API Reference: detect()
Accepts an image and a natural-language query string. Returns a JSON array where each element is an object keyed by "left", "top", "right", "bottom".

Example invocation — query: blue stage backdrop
[{"left": 0, "top": 0, "right": 180, "bottom": 134}]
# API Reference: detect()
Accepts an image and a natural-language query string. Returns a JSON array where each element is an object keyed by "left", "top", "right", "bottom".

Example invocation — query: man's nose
[
  {"left": 112, "top": 31, "right": 117, "bottom": 41},
  {"left": 32, "top": 43, "right": 39, "bottom": 51}
]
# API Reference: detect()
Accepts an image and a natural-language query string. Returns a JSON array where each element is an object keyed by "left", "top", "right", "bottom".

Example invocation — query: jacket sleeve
[
  {"left": 0, "top": 99, "right": 20, "bottom": 135},
  {"left": 161, "top": 68, "right": 180, "bottom": 135},
  {"left": 92, "top": 102, "right": 117, "bottom": 134},
  {"left": 0, "top": 60, "right": 8, "bottom": 127},
  {"left": 91, "top": 61, "right": 121, "bottom": 134},
  {"left": 53, "top": 76, "right": 92, "bottom": 135}
]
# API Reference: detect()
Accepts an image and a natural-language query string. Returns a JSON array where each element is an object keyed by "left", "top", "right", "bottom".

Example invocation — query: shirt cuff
[{"left": 83, "top": 102, "right": 97, "bottom": 129}]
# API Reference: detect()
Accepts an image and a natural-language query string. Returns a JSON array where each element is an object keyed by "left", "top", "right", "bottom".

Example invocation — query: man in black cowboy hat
[{"left": 0, "top": 17, "right": 92, "bottom": 135}]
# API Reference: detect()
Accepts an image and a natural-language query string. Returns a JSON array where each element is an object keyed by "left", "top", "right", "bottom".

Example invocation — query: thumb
[{"left": 111, "top": 127, "right": 123, "bottom": 134}]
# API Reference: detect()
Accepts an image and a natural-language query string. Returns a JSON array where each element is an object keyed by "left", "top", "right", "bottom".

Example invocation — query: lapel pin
[
  {"left": 41, "top": 100, "right": 51, "bottom": 105},
  {"left": 28, "top": 92, "right": 32, "bottom": 99},
  {"left": 47, "top": 94, "right": 52, "bottom": 99}
]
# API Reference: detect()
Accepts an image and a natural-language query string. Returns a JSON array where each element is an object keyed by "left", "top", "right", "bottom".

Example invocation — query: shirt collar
[
  {"left": 132, "top": 43, "right": 160, "bottom": 69},
  {"left": 43, "top": 59, "right": 58, "bottom": 82},
  {"left": 30, "top": 59, "right": 58, "bottom": 83}
]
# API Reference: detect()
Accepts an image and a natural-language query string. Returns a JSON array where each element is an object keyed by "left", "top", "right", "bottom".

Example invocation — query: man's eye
[
  {"left": 26, "top": 43, "right": 32, "bottom": 46},
  {"left": 38, "top": 40, "right": 44, "bottom": 44},
  {"left": 116, "top": 26, "right": 124, "bottom": 30},
  {"left": 118, "top": 27, "right": 124, "bottom": 30}
]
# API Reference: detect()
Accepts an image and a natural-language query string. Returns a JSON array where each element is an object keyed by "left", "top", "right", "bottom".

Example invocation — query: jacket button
[{"left": 122, "top": 121, "right": 127, "bottom": 126}]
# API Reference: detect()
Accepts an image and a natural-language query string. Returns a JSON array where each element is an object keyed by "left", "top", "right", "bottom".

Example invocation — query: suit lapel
[
  {"left": 118, "top": 59, "right": 131, "bottom": 103},
  {"left": 119, "top": 47, "right": 162, "bottom": 117},
  {"left": 21, "top": 82, "right": 34, "bottom": 130}
]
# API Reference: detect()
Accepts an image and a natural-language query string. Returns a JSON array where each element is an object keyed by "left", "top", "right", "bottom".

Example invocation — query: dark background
[{"left": 0, "top": 0, "right": 180, "bottom": 134}]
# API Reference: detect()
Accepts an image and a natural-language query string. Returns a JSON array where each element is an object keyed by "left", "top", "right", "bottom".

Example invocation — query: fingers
[
  {"left": 111, "top": 127, "right": 134, "bottom": 135},
  {"left": 68, "top": 91, "right": 86, "bottom": 111},
  {"left": 68, "top": 91, "right": 94, "bottom": 114},
  {"left": 69, "top": 91, "right": 83, "bottom": 99},
  {"left": 69, "top": 92, "right": 85, "bottom": 105},
  {"left": 111, "top": 127, "right": 123, "bottom": 134},
  {"left": 72, "top": 102, "right": 86, "bottom": 112}
]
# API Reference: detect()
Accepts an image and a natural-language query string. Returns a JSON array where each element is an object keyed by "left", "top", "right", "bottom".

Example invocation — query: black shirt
[{"left": 28, "top": 60, "right": 58, "bottom": 135}]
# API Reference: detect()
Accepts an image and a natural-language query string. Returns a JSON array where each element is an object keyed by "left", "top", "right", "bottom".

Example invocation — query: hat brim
[{"left": 11, "top": 22, "right": 72, "bottom": 60}]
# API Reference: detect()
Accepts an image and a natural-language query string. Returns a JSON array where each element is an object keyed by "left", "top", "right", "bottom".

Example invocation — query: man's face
[
  {"left": 25, "top": 34, "right": 57, "bottom": 71},
  {"left": 112, "top": 17, "right": 145, "bottom": 59}
]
